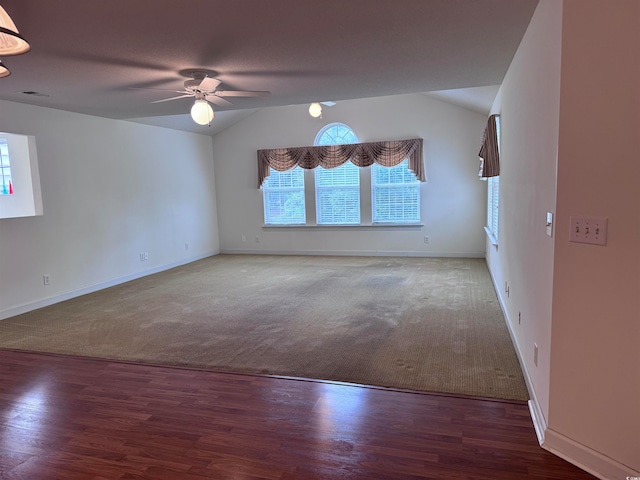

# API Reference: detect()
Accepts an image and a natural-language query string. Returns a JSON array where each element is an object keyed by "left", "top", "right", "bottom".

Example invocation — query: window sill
[
  {"left": 263, "top": 223, "right": 424, "bottom": 229},
  {"left": 484, "top": 226, "right": 498, "bottom": 246}
]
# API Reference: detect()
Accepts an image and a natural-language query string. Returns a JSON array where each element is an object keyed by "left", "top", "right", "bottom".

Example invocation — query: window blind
[
  {"left": 315, "top": 163, "right": 360, "bottom": 225},
  {"left": 372, "top": 160, "right": 420, "bottom": 223},
  {"left": 262, "top": 166, "right": 305, "bottom": 224}
]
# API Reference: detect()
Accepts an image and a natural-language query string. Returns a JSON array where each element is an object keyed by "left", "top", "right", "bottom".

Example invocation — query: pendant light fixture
[
  {"left": 0, "top": 5, "right": 30, "bottom": 56},
  {"left": 308, "top": 102, "right": 322, "bottom": 118},
  {"left": 190, "top": 96, "right": 214, "bottom": 126},
  {"left": 0, "top": 61, "right": 9, "bottom": 78}
]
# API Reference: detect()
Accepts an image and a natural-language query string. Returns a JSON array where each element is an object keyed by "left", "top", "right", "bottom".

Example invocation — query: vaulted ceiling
[{"left": 0, "top": 0, "right": 538, "bottom": 135}]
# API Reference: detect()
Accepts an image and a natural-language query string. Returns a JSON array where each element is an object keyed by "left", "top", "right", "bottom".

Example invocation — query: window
[
  {"left": 486, "top": 176, "right": 499, "bottom": 242},
  {"left": 372, "top": 160, "right": 420, "bottom": 223},
  {"left": 485, "top": 115, "right": 500, "bottom": 244},
  {"left": 314, "top": 123, "right": 360, "bottom": 225},
  {"left": 262, "top": 166, "right": 305, "bottom": 225},
  {"left": 260, "top": 125, "right": 423, "bottom": 227},
  {"left": 315, "top": 123, "right": 358, "bottom": 146},
  {"left": 0, "top": 138, "right": 13, "bottom": 195}
]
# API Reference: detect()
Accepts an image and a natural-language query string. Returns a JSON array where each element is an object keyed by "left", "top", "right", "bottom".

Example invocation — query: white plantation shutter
[
  {"left": 372, "top": 160, "right": 420, "bottom": 223},
  {"left": 315, "top": 163, "right": 360, "bottom": 225},
  {"left": 484, "top": 115, "right": 500, "bottom": 242},
  {"left": 262, "top": 166, "right": 306, "bottom": 224},
  {"left": 487, "top": 176, "right": 499, "bottom": 240}
]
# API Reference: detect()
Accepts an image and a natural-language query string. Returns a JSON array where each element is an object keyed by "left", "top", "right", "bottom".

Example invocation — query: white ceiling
[{"left": 0, "top": 1, "right": 537, "bottom": 136}]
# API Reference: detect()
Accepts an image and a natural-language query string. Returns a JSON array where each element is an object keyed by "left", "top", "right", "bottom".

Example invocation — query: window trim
[
  {"left": 0, "top": 138, "right": 13, "bottom": 196},
  {"left": 313, "top": 123, "right": 361, "bottom": 225},
  {"left": 371, "top": 160, "right": 421, "bottom": 225},
  {"left": 261, "top": 125, "right": 423, "bottom": 227},
  {"left": 484, "top": 115, "right": 500, "bottom": 246},
  {"left": 262, "top": 166, "right": 306, "bottom": 225}
]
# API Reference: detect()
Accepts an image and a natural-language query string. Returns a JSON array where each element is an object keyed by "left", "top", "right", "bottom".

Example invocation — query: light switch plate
[{"left": 570, "top": 216, "right": 608, "bottom": 246}]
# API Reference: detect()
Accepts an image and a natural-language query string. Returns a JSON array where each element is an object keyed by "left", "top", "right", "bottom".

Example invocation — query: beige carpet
[{"left": 0, "top": 255, "right": 529, "bottom": 401}]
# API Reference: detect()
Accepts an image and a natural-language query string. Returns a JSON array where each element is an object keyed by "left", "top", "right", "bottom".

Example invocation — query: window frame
[
  {"left": 313, "top": 123, "right": 361, "bottom": 226},
  {"left": 371, "top": 159, "right": 421, "bottom": 225},
  {"left": 484, "top": 115, "right": 500, "bottom": 245},
  {"left": 0, "top": 138, "right": 13, "bottom": 196},
  {"left": 262, "top": 166, "right": 306, "bottom": 225},
  {"left": 261, "top": 125, "right": 424, "bottom": 228}
]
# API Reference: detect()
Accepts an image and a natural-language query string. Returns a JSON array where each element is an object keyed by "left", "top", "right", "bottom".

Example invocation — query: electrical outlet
[
  {"left": 139, "top": 253, "right": 145, "bottom": 262},
  {"left": 255, "top": 236, "right": 260, "bottom": 243},
  {"left": 43, "top": 274, "right": 50, "bottom": 286},
  {"left": 144, "top": 252, "right": 149, "bottom": 260},
  {"left": 423, "top": 236, "right": 429, "bottom": 244},
  {"left": 242, "top": 235, "right": 246, "bottom": 242},
  {"left": 185, "top": 243, "right": 189, "bottom": 251},
  {"left": 570, "top": 216, "right": 608, "bottom": 246}
]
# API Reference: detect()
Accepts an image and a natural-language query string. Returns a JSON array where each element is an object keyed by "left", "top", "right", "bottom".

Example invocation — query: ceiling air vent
[{"left": 20, "top": 91, "right": 49, "bottom": 97}]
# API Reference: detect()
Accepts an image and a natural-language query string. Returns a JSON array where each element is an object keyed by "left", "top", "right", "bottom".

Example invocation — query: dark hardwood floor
[{"left": 0, "top": 349, "right": 595, "bottom": 479}]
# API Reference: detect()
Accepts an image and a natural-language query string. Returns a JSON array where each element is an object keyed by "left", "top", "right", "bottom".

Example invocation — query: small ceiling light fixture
[
  {"left": 191, "top": 95, "right": 214, "bottom": 126},
  {"left": 0, "top": 5, "right": 30, "bottom": 56},
  {"left": 308, "top": 102, "right": 323, "bottom": 118},
  {"left": 0, "top": 61, "right": 10, "bottom": 78}
]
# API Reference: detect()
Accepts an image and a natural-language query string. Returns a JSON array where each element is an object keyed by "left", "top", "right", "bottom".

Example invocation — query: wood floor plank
[{"left": 0, "top": 349, "right": 596, "bottom": 479}]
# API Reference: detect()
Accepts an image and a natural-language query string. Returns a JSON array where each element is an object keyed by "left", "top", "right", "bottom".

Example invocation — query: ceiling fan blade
[
  {"left": 214, "top": 90, "right": 271, "bottom": 98},
  {"left": 130, "top": 87, "right": 187, "bottom": 94},
  {"left": 204, "top": 94, "right": 233, "bottom": 106},
  {"left": 198, "top": 77, "right": 221, "bottom": 92},
  {"left": 151, "top": 94, "right": 194, "bottom": 104}
]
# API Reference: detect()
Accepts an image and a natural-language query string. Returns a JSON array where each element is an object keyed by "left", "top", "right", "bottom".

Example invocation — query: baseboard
[
  {"left": 487, "top": 263, "right": 549, "bottom": 447},
  {"left": 485, "top": 260, "right": 639, "bottom": 480},
  {"left": 219, "top": 249, "right": 486, "bottom": 258},
  {"left": 498, "top": 294, "right": 548, "bottom": 446},
  {"left": 527, "top": 398, "right": 547, "bottom": 445},
  {"left": 0, "top": 251, "right": 218, "bottom": 320},
  {"left": 543, "top": 428, "right": 640, "bottom": 480},
  {"left": 485, "top": 262, "right": 541, "bottom": 412}
]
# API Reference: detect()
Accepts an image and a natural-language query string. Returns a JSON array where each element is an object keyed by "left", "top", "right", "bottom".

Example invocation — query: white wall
[
  {"left": 486, "top": 0, "right": 562, "bottom": 423},
  {"left": 213, "top": 94, "right": 487, "bottom": 257},
  {"left": 548, "top": 0, "right": 640, "bottom": 476},
  {"left": 0, "top": 100, "right": 219, "bottom": 319},
  {"left": 486, "top": 1, "right": 640, "bottom": 477}
]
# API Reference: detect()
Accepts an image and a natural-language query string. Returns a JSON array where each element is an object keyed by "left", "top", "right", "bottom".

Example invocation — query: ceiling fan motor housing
[{"left": 184, "top": 79, "right": 202, "bottom": 92}]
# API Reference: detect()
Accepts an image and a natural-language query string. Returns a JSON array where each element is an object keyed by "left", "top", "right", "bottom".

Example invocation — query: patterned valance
[
  {"left": 257, "top": 138, "right": 425, "bottom": 188},
  {"left": 478, "top": 114, "right": 500, "bottom": 178}
]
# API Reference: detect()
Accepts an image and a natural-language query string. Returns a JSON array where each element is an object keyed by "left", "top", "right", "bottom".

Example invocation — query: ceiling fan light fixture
[
  {"left": 191, "top": 99, "right": 214, "bottom": 126},
  {"left": 0, "top": 6, "right": 30, "bottom": 56},
  {"left": 309, "top": 102, "right": 322, "bottom": 118},
  {"left": 0, "top": 61, "right": 10, "bottom": 78}
]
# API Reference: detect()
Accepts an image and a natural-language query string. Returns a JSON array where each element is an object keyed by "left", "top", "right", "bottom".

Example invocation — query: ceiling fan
[{"left": 135, "top": 70, "right": 271, "bottom": 125}]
